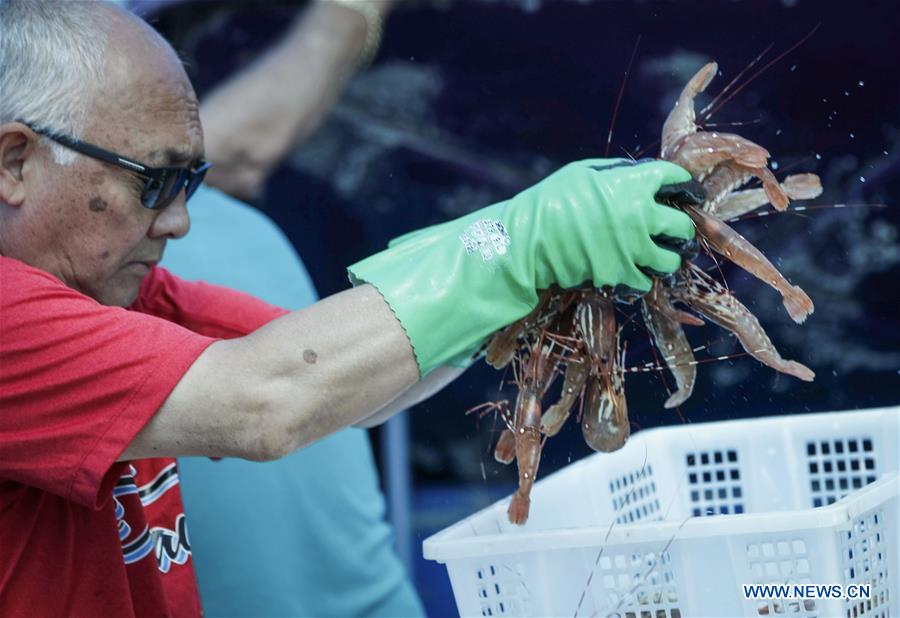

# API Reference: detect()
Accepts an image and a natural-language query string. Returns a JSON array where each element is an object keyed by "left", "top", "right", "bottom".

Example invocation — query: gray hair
[{"left": 0, "top": 0, "right": 111, "bottom": 165}]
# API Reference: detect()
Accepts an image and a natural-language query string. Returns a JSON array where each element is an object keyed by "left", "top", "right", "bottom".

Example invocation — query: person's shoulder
[
  {"left": 0, "top": 257, "right": 109, "bottom": 346},
  {"left": 0, "top": 256, "right": 86, "bottom": 304},
  {"left": 1, "top": 255, "right": 62, "bottom": 281}
]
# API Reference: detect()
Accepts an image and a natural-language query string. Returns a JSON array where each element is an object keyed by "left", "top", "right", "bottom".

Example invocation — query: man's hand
[{"left": 349, "top": 158, "right": 697, "bottom": 376}]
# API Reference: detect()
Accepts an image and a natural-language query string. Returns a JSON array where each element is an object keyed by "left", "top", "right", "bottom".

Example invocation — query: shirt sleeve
[
  {"left": 0, "top": 259, "right": 218, "bottom": 509},
  {"left": 131, "top": 266, "right": 289, "bottom": 339}
]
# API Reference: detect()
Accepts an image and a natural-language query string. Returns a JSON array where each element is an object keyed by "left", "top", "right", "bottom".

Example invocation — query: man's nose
[{"left": 149, "top": 194, "right": 190, "bottom": 239}]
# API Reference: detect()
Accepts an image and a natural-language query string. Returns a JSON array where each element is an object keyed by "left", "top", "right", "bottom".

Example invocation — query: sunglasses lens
[
  {"left": 141, "top": 176, "right": 164, "bottom": 209},
  {"left": 143, "top": 170, "right": 181, "bottom": 210},
  {"left": 140, "top": 162, "right": 210, "bottom": 209},
  {"left": 161, "top": 170, "right": 185, "bottom": 209},
  {"left": 185, "top": 165, "right": 209, "bottom": 201}
]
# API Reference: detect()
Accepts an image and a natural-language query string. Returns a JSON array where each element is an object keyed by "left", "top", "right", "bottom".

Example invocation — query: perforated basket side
[
  {"left": 837, "top": 487, "right": 899, "bottom": 618},
  {"left": 636, "top": 406, "right": 900, "bottom": 519},
  {"left": 445, "top": 557, "right": 534, "bottom": 617},
  {"left": 434, "top": 476, "right": 898, "bottom": 617},
  {"left": 636, "top": 416, "right": 780, "bottom": 520},
  {"left": 788, "top": 407, "right": 899, "bottom": 509},
  {"left": 729, "top": 523, "right": 846, "bottom": 617},
  {"left": 424, "top": 408, "right": 900, "bottom": 618},
  {"left": 571, "top": 538, "right": 689, "bottom": 618}
]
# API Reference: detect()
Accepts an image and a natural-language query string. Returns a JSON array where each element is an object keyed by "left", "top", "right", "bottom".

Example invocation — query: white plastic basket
[{"left": 423, "top": 406, "right": 899, "bottom": 618}]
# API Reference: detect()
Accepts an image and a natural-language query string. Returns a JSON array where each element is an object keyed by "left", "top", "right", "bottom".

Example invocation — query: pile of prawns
[{"left": 477, "top": 62, "right": 821, "bottom": 525}]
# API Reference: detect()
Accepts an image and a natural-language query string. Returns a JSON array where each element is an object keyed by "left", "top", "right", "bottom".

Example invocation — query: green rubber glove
[{"left": 348, "top": 158, "right": 695, "bottom": 376}]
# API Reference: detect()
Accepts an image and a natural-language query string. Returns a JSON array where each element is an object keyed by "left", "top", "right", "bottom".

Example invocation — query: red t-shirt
[{"left": 0, "top": 256, "right": 287, "bottom": 617}]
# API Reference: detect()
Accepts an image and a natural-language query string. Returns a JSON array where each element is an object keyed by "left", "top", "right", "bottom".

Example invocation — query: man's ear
[{"left": 0, "top": 122, "right": 39, "bottom": 208}]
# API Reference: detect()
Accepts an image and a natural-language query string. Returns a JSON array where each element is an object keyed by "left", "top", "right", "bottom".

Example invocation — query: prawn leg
[
  {"left": 674, "top": 264, "right": 815, "bottom": 381},
  {"left": 507, "top": 341, "right": 556, "bottom": 525},
  {"left": 642, "top": 285, "right": 698, "bottom": 409},
  {"left": 581, "top": 342, "right": 630, "bottom": 452},
  {"left": 684, "top": 204, "right": 814, "bottom": 323},
  {"left": 494, "top": 428, "right": 516, "bottom": 464},
  {"left": 661, "top": 62, "right": 718, "bottom": 158},
  {"left": 713, "top": 173, "right": 822, "bottom": 220},
  {"left": 578, "top": 296, "right": 630, "bottom": 452},
  {"left": 541, "top": 357, "right": 588, "bottom": 436}
]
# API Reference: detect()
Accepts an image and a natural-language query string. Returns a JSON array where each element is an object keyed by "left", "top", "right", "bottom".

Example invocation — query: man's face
[{"left": 18, "top": 27, "right": 204, "bottom": 307}]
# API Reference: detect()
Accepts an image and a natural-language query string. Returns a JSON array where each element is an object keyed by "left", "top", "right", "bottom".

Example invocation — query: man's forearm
[{"left": 120, "top": 285, "right": 419, "bottom": 461}]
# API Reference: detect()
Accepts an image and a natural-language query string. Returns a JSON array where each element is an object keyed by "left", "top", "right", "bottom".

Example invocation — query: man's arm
[
  {"left": 120, "top": 284, "right": 418, "bottom": 462},
  {"left": 123, "top": 159, "right": 697, "bottom": 462},
  {"left": 200, "top": 0, "right": 397, "bottom": 200}
]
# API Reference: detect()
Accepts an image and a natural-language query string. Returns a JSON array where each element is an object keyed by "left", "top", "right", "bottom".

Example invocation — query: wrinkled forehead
[
  {"left": 113, "top": 74, "right": 202, "bottom": 166},
  {"left": 88, "top": 14, "right": 203, "bottom": 166}
]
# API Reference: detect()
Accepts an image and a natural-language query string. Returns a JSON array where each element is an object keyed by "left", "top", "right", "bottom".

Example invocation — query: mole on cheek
[
  {"left": 89, "top": 197, "right": 108, "bottom": 212},
  {"left": 100, "top": 250, "right": 110, "bottom": 259},
  {"left": 302, "top": 349, "right": 318, "bottom": 364}
]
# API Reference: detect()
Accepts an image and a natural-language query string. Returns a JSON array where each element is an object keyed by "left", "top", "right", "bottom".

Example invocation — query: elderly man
[{"left": 0, "top": 1, "right": 696, "bottom": 616}]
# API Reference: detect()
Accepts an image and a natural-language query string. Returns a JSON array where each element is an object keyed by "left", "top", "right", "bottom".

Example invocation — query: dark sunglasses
[{"left": 28, "top": 125, "right": 211, "bottom": 210}]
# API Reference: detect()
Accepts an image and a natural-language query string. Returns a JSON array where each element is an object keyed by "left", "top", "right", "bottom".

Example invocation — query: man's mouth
[
  {"left": 128, "top": 243, "right": 165, "bottom": 272},
  {"left": 127, "top": 259, "right": 159, "bottom": 272}
]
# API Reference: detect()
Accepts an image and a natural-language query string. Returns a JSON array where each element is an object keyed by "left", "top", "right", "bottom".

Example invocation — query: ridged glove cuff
[{"left": 348, "top": 200, "right": 534, "bottom": 376}]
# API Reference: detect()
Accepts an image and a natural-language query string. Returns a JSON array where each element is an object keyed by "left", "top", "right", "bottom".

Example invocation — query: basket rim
[
  {"left": 423, "top": 406, "right": 900, "bottom": 563},
  {"left": 423, "top": 474, "right": 897, "bottom": 561}
]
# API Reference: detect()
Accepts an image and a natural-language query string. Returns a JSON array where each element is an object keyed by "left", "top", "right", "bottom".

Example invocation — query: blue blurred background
[{"left": 147, "top": 1, "right": 900, "bottom": 613}]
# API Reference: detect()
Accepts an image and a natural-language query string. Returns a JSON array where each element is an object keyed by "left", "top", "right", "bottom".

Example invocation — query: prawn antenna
[
  {"left": 728, "top": 202, "right": 888, "bottom": 223},
  {"left": 698, "top": 43, "right": 774, "bottom": 123},
  {"left": 699, "top": 23, "right": 821, "bottom": 125},
  {"left": 605, "top": 34, "right": 642, "bottom": 157}
]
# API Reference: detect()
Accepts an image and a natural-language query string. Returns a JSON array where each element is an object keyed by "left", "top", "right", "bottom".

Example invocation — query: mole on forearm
[{"left": 302, "top": 349, "right": 318, "bottom": 364}]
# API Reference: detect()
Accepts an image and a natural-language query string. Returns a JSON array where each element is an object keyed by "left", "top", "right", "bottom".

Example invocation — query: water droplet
[
  {"left": 771, "top": 161, "right": 779, "bottom": 170},
  {"left": 790, "top": 64, "right": 797, "bottom": 72},
  {"left": 860, "top": 176, "right": 866, "bottom": 183},
  {"left": 884, "top": 150, "right": 890, "bottom": 155},
  {"left": 775, "top": 129, "right": 782, "bottom": 136},
  {"left": 850, "top": 133, "right": 856, "bottom": 139},
  {"left": 822, "top": 97, "right": 828, "bottom": 103},
  {"left": 858, "top": 80, "right": 865, "bottom": 86},
  {"left": 844, "top": 91, "right": 850, "bottom": 96},
  {"left": 815, "top": 153, "right": 822, "bottom": 160}
]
